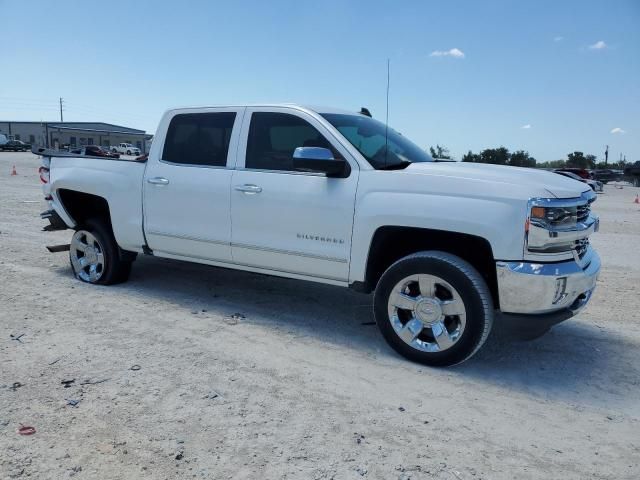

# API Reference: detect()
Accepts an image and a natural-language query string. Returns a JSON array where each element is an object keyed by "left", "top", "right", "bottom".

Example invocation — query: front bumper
[{"left": 496, "top": 247, "right": 600, "bottom": 316}]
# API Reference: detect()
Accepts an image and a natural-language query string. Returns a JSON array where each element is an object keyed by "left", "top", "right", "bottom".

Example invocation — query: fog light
[{"left": 552, "top": 277, "right": 568, "bottom": 304}]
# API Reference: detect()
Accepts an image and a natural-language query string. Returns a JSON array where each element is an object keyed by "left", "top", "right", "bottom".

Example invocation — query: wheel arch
[
  {"left": 57, "top": 189, "right": 113, "bottom": 230},
  {"left": 356, "top": 226, "right": 500, "bottom": 309}
]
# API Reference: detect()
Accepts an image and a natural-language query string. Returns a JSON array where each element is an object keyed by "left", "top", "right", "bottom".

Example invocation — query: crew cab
[
  {"left": 111, "top": 143, "right": 140, "bottom": 156},
  {"left": 36, "top": 104, "right": 601, "bottom": 366}
]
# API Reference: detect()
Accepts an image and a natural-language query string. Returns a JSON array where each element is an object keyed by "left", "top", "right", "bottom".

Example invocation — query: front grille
[
  {"left": 576, "top": 201, "right": 592, "bottom": 223},
  {"left": 575, "top": 238, "right": 589, "bottom": 259}
]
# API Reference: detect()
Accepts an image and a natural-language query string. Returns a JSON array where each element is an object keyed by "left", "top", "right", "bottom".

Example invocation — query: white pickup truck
[
  {"left": 37, "top": 104, "right": 600, "bottom": 366},
  {"left": 111, "top": 143, "right": 141, "bottom": 156}
]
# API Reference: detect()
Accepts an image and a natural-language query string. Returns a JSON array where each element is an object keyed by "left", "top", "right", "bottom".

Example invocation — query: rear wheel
[
  {"left": 70, "top": 219, "right": 133, "bottom": 285},
  {"left": 374, "top": 251, "right": 494, "bottom": 367}
]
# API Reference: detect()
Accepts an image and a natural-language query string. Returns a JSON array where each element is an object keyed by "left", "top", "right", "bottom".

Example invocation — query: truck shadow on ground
[{"left": 71, "top": 255, "right": 639, "bottom": 412}]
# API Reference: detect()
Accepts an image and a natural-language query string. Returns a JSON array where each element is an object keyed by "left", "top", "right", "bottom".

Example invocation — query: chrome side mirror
[{"left": 292, "top": 147, "right": 347, "bottom": 177}]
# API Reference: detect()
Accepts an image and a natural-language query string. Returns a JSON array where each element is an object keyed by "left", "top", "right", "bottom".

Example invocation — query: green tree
[
  {"left": 461, "top": 150, "right": 481, "bottom": 163},
  {"left": 429, "top": 144, "right": 451, "bottom": 159},
  {"left": 566, "top": 151, "right": 596, "bottom": 169},
  {"left": 509, "top": 150, "right": 536, "bottom": 168},
  {"left": 536, "top": 159, "right": 567, "bottom": 169},
  {"left": 480, "top": 147, "right": 510, "bottom": 165}
]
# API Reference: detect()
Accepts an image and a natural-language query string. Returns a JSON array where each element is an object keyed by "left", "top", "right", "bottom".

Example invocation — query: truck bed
[{"left": 39, "top": 148, "right": 148, "bottom": 253}]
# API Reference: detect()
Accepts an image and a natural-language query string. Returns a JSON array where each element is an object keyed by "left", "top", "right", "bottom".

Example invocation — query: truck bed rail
[{"left": 31, "top": 146, "right": 148, "bottom": 162}]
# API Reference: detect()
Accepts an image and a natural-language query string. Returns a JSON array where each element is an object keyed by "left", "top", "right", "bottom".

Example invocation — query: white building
[{"left": 0, "top": 121, "right": 152, "bottom": 152}]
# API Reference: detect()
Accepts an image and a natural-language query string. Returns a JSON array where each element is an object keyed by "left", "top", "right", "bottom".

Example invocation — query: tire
[
  {"left": 112, "top": 148, "right": 118, "bottom": 153},
  {"left": 374, "top": 251, "right": 494, "bottom": 367},
  {"left": 126, "top": 150, "right": 132, "bottom": 155},
  {"left": 69, "top": 219, "right": 133, "bottom": 285}
]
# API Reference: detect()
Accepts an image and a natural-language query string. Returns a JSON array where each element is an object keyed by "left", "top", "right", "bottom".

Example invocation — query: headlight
[
  {"left": 530, "top": 205, "right": 577, "bottom": 228},
  {"left": 526, "top": 193, "right": 597, "bottom": 255}
]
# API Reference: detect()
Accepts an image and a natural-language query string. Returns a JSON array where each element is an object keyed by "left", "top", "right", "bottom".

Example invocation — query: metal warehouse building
[{"left": 0, "top": 121, "right": 152, "bottom": 152}]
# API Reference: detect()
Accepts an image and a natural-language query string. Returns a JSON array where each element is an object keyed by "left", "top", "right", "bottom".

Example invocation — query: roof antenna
[{"left": 385, "top": 58, "right": 390, "bottom": 167}]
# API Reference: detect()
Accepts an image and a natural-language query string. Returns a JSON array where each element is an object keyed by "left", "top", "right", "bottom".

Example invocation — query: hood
[{"left": 405, "top": 162, "right": 590, "bottom": 199}]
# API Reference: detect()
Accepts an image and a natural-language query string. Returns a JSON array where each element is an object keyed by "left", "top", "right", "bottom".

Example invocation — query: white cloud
[
  {"left": 521, "top": 124, "right": 531, "bottom": 129},
  {"left": 610, "top": 127, "right": 625, "bottom": 134},
  {"left": 553, "top": 36, "right": 564, "bottom": 42},
  {"left": 588, "top": 40, "right": 607, "bottom": 50},
  {"left": 430, "top": 48, "right": 465, "bottom": 58}
]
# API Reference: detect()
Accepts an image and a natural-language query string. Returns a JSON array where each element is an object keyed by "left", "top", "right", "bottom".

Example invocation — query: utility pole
[
  {"left": 59, "top": 97, "right": 64, "bottom": 122},
  {"left": 604, "top": 145, "right": 608, "bottom": 166}
]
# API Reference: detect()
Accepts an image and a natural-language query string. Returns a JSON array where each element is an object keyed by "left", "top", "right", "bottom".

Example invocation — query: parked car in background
[
  {"left": 554, "top": 170, "right": 603, "bottom": 192},
  {"left": 555, "top": 167, "right": 592, "bottom": 179},
  {"left": 112, "top": 143, "right": 141, "bottom": 156},
  {"left": 590, "top": 169, "right": 618, "bottom": 184},
  {"left": 37, "top": 103, "right": 601, "bottom": 366},
  {"left": 0, "top": 133, "right": 7, "bottom": 145},
  {"left": 85, "top": 145, "right": 120, "bottom": 158},
  {"left": 624, "top": 161, "right": 640, "bottom": 187},
  {"left": 0, "top": 140, "right": 31, "bottom": 152},
  {"left": 66, "top": 146, "right": 120, "bottom": 158}
]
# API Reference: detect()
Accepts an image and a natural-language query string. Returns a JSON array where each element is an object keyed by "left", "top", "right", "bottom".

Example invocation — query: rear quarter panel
[{"left": 50, "top": 157, "right": 146, "bottom": 252}]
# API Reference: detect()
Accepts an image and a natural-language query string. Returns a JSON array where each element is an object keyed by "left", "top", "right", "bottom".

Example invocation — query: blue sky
[{"left": 1, "top": 0, "right": 638, "bottom": 162}]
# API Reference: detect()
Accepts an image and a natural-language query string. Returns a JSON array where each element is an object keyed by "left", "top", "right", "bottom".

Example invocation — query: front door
[
  {"left": 230, "top": 107, "right": 358, "bottom": 282},
  {"left": 143, "top": 107, "right": 244, "bottom": 262}
]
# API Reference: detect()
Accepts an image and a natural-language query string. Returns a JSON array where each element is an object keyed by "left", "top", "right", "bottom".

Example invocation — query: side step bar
[{"left": 46, "top": 244, "right": 70, "bottom": 253}]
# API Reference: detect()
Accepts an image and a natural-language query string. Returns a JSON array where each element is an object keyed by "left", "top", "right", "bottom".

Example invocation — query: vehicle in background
[
  {"left": 555, "top": 167, "right": 592, "bottom": 179},
  {"left": 590, "top": 169, "right": 618, "bottom": 184},
  {"left": 554, "top": 170, "right": 603, "bottom": 192},
  {"left": 112, "top": 143, "right": 141, "bottom": 156},
  {"left": 66, "top": 146, "right": 120, "bottom": 158},
  {"left": 624, "top": 161, "right": 640, "bottom": 187},
  {"left": 0, "top": 133, "right": 7, "bottom": 145},
  {"left": 37, "top": 104, "right": 601, "bottom": 367},
  {"left": 85, "top": 145, "right": 120, "bottom": 158},
  {"left": 0, "top": 140, "right": 31, "bottom": 152}
]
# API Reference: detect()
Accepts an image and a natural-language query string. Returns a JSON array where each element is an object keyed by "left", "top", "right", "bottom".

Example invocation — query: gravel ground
[{"left": 1, "top": 152, "right": 639, "bottom": 480}]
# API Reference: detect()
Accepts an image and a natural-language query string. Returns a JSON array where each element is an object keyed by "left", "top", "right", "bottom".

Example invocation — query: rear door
[{"left": 143, "top": 107, "right": 244, "bottom": 262}]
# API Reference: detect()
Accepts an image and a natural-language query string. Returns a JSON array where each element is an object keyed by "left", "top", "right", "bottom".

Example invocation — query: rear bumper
[{"left": 496, "top": 247, "right": 600, "bottom": 316}]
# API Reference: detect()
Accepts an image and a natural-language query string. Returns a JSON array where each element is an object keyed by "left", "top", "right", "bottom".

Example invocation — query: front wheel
[
  {"left": 374, "top": 251, "right": 494, "bottom": 367},
  {"left": 69, "top": 219, "right": 133, "bottom": 285}
]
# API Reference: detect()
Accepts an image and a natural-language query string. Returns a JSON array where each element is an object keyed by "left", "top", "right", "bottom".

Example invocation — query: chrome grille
[
  {"left": 575, "top": 238, "right": 589, "bottom": 259},
  {"left": 576, "top": 201, "right": 592, "bottom": 223}
]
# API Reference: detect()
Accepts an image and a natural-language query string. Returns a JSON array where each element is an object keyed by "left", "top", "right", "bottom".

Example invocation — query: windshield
[{"left": 321, "top": 113, "right": 432, "bottom": 169}]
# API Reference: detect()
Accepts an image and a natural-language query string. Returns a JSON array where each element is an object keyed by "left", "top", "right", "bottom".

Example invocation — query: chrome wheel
[
  {"left": 70, "top": 230, "right": 106, "bottom": 282},
  {"left": 387, "top": 274, "right": 467, "bottom": 353}
]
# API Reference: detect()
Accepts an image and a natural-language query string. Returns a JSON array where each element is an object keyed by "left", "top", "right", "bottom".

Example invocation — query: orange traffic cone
[
  {"left": 635, "top": 195, "right": 640, "bottom": 204},
  {"left": 11, "top": 165, "right": 17, "bottom": 176}
]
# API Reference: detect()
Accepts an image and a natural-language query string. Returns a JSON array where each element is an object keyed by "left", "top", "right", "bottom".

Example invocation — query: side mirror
[{"left": 293, "top": 147, "right": 347, "bottom": 177}]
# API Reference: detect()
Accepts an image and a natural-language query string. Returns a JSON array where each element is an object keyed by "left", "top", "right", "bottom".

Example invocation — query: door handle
[
  {"left": 147, "top": 177, "right": 169, "bottom": 185},
  {"left": 234, "top": 184, "right": 262, "bottom": 194}
]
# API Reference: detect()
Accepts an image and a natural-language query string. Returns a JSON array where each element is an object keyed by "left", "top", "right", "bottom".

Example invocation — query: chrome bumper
[{"left": 496, "top": 247, "right": 600, "bottom": 315}]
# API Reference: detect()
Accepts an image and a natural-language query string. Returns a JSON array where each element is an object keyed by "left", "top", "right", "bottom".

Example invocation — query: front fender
[{"left": 349, "top": 191, "right": 527, "bottom": 283}]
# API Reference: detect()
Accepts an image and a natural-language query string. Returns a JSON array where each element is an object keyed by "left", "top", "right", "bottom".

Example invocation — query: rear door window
[{"left": 163, "top": 112, "right": 236, "bottom": 167}]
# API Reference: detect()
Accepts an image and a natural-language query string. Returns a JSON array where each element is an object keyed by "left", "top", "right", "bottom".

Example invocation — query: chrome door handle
[
  {"left": 234, "top": 184, "right": 262, "bottom": 194},
  {"left": 147, "top": 177, "right": 169, "bottom": 185}
]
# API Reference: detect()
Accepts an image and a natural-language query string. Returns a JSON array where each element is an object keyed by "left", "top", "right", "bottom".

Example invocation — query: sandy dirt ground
[{"left": 1, "top": 152, "right": 639, "bottom": 480}]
